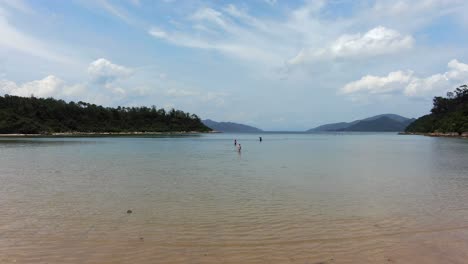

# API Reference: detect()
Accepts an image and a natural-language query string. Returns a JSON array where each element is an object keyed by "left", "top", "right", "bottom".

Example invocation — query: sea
[{"left": 1, "top": 133, "right": 468, "bottom": 263}]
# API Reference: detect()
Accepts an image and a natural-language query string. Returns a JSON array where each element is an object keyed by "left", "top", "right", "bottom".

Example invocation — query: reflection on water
[
  {"left": 0, "top": 133, "right": 467, "bottom": 263},
  {"left": 0, "top": 139, "right": 99, "bottom": 148}
]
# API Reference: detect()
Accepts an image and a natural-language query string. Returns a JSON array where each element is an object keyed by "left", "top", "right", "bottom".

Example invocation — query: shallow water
[{"left": 1, "top": 133, "right": 468, "bottom": 263}]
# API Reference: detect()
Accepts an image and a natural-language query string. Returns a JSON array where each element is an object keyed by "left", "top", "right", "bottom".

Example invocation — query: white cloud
[
  {"left": 340, "top": 71, "right": 414, "bottom": 95},
  {"left": 87, "top": 58, "right": 133, "bottom": 85},
  {"left": 329, "top": 26, "right": 414, "bottom": 58},
  {"left": 0, "top": 75, "right": 85, "bottom": 98},
  {"left": 446, "top": 59, "right": 468, "bottom": 79},
  {"left": 0, "top": 55, "right": 229, "bottom": 110},
  {"left": 289, "top": 26, "right": 414, "bottom": 65},
  {"left": 86, "top": 58, "right": 134, "bottom": 98},
  {"left": 404, "top": 59, "right": 468, "bottom": 96},
  {"left": 148, "top": 27, "right": 167, "bottom": 38},
  {"left": 341, "top": 59, "right": 468, "bottom": 97},
  {"left": 148, "top": 1, "right": 429, "bottom": 73},
  {"left": 0, "top": 58, "right": 136, "bottom": 102}
]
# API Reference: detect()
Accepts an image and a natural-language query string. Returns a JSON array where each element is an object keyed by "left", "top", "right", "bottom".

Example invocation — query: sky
[{"left": 0, "top": 0, "right": 468, "bottom": 131}]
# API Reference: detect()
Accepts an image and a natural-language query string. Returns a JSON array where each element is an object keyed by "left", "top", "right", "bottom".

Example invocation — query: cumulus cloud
[
  {"left": 0, "top": 58, "right": 134, "bottom": 101},
  {"left": 340, "top": 71, "right": 414, "bottom": 95},
  {"left": 329, "top": 26, "right": 414, "bottom": 58},
  {"left": 0, "top": 56, "right": 227, "bottom": 109},
  {"left": 404, "top": 59, "right": 468, "bottom": 96},
  {"left": 87, "top": 58, "right": 133, "bottom": 85},
  {"left": 147, "top": 0, "right": 456, "bottom": 73},
  {"left": 289, "top": 26, "right": 414, "bottom": 65},
  {"left": 340, "top": 59, "right": 468, "bottom": 97},
  {"left": 151, "top": 15, "right": 414, "bottom": 70},
  {"left": 86, "top": 58, "right": 134, "bottom": 98},
  {"left": 0, "top": 75, "right": 85, "bottom": 98}
]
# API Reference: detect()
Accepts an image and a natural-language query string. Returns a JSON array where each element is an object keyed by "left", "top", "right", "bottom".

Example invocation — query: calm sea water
[{"left": 1, "top": 133, "right": 468, "bottom": 263}]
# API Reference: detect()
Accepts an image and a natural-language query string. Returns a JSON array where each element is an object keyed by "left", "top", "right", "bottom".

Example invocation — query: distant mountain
[
  {"left": 342, "top": 116, "right": 415, "bottom": 132},
  {"left": 310, "top": 121, "right": 357, "bottom": 132},
  {"left": 307, "top": 114, "right": 415, "bottom": 132},
  {"left": 360, "top": 113, "right": 412, "bottom": 123},
  {"left": 202, "top": 119, "right": 263, "bottom": 133}
]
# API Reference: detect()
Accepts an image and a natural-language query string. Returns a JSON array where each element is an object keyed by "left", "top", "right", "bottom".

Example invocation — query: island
[
  {"left": 0, "top": 95, "right": 211, "bottom": 134},
  {"left": 404, "top": 84, "right": 468, "bottom": 137}
]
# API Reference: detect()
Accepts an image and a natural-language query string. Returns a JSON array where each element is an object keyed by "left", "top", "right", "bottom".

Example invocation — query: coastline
[
  {"left": 0, "top": 131, "right": 220, "bottom": 137},
  {"left": 399, "top": 132, "right": 468, "bottom": 138}
]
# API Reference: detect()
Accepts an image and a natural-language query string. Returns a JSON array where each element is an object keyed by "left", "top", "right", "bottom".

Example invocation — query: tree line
[
  {"left": 0, "top": 95, "right": 211, "bottom": 134},
  {"left": 405, "top": 84, "right": 468, "bottom": 134}
]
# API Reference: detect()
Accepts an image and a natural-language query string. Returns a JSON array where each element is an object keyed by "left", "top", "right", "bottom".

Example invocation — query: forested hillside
[
  {"left": 405, "top": 85, "right": 468, "bottom": 134},
  {"left": 0, "top": 95, "right": 211, "bottom": 134}
]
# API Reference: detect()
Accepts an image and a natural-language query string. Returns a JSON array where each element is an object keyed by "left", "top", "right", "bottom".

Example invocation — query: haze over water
[{"left": 1, "top": 133, "right": 468, "bottom": 263}]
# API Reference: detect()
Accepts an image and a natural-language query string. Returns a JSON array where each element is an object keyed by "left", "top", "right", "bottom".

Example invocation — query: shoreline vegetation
[
  {"left": 403, "top": 84, "right": 468, "bottom": 138},
  {"left": 0, "top": 95, "right": 211, "bottom": 134}
]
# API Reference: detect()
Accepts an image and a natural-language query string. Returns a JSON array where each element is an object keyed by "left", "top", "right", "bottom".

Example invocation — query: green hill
[
  {"left": 0, "top": 95, "right": 211, "bottom": 134},
  {"left": 405, "top": 85, "right": 468, "bottom": 135},
  {"left": 308, "top": 114, "right": 414, "bottom": 132},
  {"left": 202, "top": 119, "right": 263, "bottom": 133},
  {"left": 343, "top": 116, "right": 414, "bottom": 132}
]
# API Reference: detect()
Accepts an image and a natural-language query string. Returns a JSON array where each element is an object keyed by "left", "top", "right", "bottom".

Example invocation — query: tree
[
  {"left": 0, "top": 95, "right": 211, "bottom": 134},
  {"left": 406, "top": 84, "right": 468, "bottom": 134}
]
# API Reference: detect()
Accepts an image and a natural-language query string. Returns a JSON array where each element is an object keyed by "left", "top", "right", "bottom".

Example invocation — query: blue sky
[{"left": 0, "top": 0, "right": 468, "bottom": 130}]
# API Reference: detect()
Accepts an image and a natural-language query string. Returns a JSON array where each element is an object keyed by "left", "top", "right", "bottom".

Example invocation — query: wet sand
[{"left": 2, "top": 218, "right": 468, "bottom": 263}]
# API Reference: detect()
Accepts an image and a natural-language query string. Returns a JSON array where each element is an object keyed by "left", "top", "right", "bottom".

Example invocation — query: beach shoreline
[
  {"left": 398, "top": 132, "right": 468, "bottom": 138},
  {"left": 0, "top": 131, "right": 221, "bottom": 137}
]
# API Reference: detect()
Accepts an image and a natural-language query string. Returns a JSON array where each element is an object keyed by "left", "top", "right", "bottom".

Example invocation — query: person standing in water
[
  {"left": 259, "top": 136, "right": 262, "bottom": 142},
  {"left": 237, "top": 143, "right": 242, "bottom": 152},
  {"left": 234, "top": 139, "right": 237, "bottom": 146}
]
